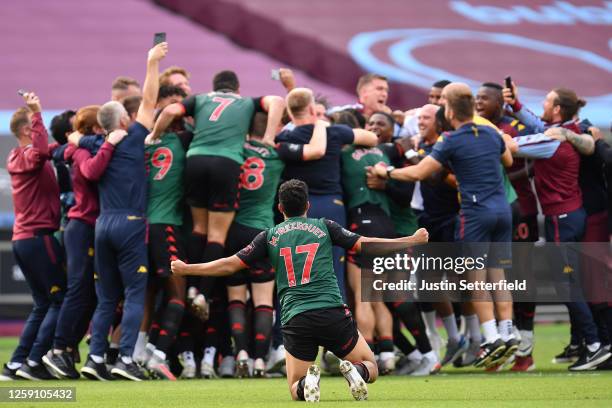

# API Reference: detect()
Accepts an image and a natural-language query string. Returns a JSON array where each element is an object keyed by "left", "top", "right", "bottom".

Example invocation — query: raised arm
[
  {"left": 171, "top": 256, "right": 245, "bottom": 277},
  {"left": 260, "top": 95, "right": 286, "bottom": 146},
  {"left": 150, "top": 103, "right": 185, "bottom": 141},
  {"left": 136, "top": 42, "right": 168, "bottom": 130},
  {"left": 352, "top": 128, "right": 378, "bottom": 147},
  {"left": 503, "top": 82, "right": 545, "bottom": 133}
]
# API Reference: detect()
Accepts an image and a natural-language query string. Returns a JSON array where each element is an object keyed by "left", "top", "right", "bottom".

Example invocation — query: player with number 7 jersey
[{"left": 172, "top": 179, "right": 429, "bottom": 402}]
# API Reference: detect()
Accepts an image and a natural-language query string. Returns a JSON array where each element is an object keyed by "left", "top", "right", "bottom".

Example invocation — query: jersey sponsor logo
[{"left": 350, "top": 147, "right": 384, "bottom": 161}]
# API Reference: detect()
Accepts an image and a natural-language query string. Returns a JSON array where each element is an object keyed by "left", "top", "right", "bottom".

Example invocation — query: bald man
[{"left": 369, "top": 83, "right": 518, "bottom": 370}]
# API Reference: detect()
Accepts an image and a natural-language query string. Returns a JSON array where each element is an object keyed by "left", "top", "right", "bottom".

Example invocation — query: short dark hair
[
  {"left": 123, "top": 95, "right": 142, "bottom": 118},
  {"left": 552, "top": 87, "right": 586, "bottom": 122},
  {"left": 50, "top": 110, "right": 76, "bottom": 144},
  {"left": 435, "top": 105, "right": 453, "bottom": 132},
  {"left": 432, "top": 80, "right": 451, "bottom": 89},
  {"left": 213, "top": 70, "right": 239, "bottom": 92},
  {"left": 278, "top": 179, "right": 309, "bottom": 217},
  {"left": 481, "top": 82, "right": 503, "bottom": 91},
  {"left": 371, "top": 111, "right": 396, "bottom": 127},
  {"left": 158, "top": 85, "right": 187, "bottom": 102},
  {"left": 331, "top": 110, "right": 360, "bottom": 129}
]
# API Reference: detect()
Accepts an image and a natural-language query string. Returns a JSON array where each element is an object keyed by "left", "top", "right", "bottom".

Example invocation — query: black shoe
[
  {"left": 111, "top": 359, "right": 147, "bottom": 381},
  {"left": 473, "top": 338, "right": 506, "bottom": 368},
  {"left": 552, "top": 344, "right": 582, "bottom": 364},
  {"left": 15, "top": 363, "right": 54, "bottom": 380},
  {"left": 42, "top": 351, "right": 80, "bottom": 379},
  {"left": 106, "top": 348, "right": 119, "bottom": 366},
  {"left": 81, "top": 356, "right": 113, "bottom": 381},
  {"left": 596, "top": 355, "right": 612, "bottom": 371},
  {"left": 488, "top": 337, "right": 520, "bottom": 368},
  {"left": 569, "top": 346, "right": 612, "bottom": 371},
  {"left": 0, "top": 363, "right": 20, "bottom": 381},
  {"left": 72, "top": 348, "right": 81, "bottom": 364}
]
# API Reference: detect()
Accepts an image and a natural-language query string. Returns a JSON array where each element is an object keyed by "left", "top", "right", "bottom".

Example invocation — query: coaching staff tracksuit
[{"left": 7, "top": 112, "right": 65, "bottom": 377}]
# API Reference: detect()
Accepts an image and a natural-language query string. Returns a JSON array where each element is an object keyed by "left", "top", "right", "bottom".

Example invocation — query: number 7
[
  {"left": 279, "top": 243, "right": 319, "bottom": 287},
  {"left": 209, "top": 96, "right": 235, "bottom": 121}
]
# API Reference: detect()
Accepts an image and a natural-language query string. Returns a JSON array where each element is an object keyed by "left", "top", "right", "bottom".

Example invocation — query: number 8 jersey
[{"left": 237, "top": 217, "right": 361, "bottom": 325}]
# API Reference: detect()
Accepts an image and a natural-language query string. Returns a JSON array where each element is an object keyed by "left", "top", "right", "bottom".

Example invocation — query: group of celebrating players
[{"left": 2, "top": 39, "right": 612, "bottom": 402}]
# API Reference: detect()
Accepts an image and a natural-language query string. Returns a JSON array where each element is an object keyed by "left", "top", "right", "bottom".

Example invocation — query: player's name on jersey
[
  {"left": 372, "top": 279, "right": 528, "bottom": 292},
  {"left": 269, "top": 221, "right": 327, "bottom": 247}
]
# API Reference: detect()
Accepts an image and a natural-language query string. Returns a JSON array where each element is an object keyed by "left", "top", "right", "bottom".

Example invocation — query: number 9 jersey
[
  {"left": 237, "top": 217, "right": 361, "bottom": 325},
  {"left": 145, "top": 131, "right": 191, "bottom": 225}
]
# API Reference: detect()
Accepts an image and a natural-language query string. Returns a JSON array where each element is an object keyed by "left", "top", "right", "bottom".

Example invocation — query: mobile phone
[
  {"left": 154, "top": 32, "right": 166, "bottom": 46},
  {"left": 17, "top": 89, "right": 27, "bottom": 96},
  {"left": 504, "top": 76, "right": 514, "bottom": 98},
  {"left": 271, "top": 69, "right": 280, "bottom": 81}
]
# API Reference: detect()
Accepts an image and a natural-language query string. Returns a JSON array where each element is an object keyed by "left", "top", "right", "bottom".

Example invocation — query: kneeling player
[{"left": 172, "top": 179, "right": 429, "bottom": 401}]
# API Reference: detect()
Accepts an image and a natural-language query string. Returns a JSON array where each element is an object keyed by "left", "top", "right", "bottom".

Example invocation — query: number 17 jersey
[{"left": 237, "top": 217, "right": 361, "bottom": 325}]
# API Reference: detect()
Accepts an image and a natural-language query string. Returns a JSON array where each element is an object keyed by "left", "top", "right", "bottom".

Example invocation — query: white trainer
[
  {"left": 339, "top": 360, "right": 368, "bottom": 401},
  {"left": 304, "top": 365, "right": 321, "bottom": 403}
]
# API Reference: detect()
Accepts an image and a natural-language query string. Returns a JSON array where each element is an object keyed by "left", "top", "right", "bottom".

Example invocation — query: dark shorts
[
  {"left": 281, "top": 306, "right": 359, "bottom": 362},
  {"left": 456, "top": 210, "right": 512, "bottom": 269},
  {"left": 512, "top": 212, "right": 539, "bottom": 243},
  {"left": 347, "top": 204, "right": 396, "bottom": 266},
  {"left": 184, "top": 155, "right": 241, "bottom": 212},
  {"left": 148, "top": 223, "right": 186, "bottom": 279},
  {"left": 225, "top": 222, "right": 274, "bottom": 286}
]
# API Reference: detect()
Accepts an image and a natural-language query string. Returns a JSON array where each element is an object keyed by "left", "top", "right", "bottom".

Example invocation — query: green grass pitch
[{"left": 0, "top": 323, "right": 611, "bottom": 407}]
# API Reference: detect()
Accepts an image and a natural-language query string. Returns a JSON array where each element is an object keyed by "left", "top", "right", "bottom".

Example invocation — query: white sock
[
  {"left": 120, "top": 355, "right": 133, "bottom": 365},
  {"left": 109, "top": 342, "right": 119, "bottom": 350},
  {"left": 133, "top": 332, "right": 147, "bottom": 359},
  {"left": 519, "top": 330, "right": 533, "bottom": 343},
  {"left": 464, "top": 314, "right": 481, "bottom": 341},
  {"left": 422, "top": 311, "right": 439, "bottom": 335},
  {"left": 481, "top": 319, "right": 500, "bottom": 344},
  {"left": 27, "top": 359, "right": 39, "bottom": 367},
  {"left": 442, "top": 314, "right": 460, "bottom": 343},
  {"left": 203, "top": 346, "right": 216, "bottom": 366},
  {"left": 380, "top": 351, "right": 395, "bottom": 361},
  {"left": 181, "top": 351, "right": 195, "bottom": 364},
  {"left": 7, "top": 362, "right": 21, "bottom": 370},
  {"left": 407, "top": 349, "right": 422, "bottom": 362},
  {"left": 498, "top": 319, "right": 514, "bottom": 342},
  {"left": 153, "top": 349, "right": 166, "bottom": 361},
  {"left": 422, "top": 350, "right": 437, "bottom": 362},
  {"left": 586, "top": 342, "right": 601, "bottom": 353},
  {"left": 90, "top": 354, "right": 104, "bottom": 364}
]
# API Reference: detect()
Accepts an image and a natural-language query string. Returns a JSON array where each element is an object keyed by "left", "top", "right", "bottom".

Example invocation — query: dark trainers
[
  {"left": 488, "top": 337, "right": 519, "bottom": 368},
  {"left": 43, "top": 351, "right": 80, "bottom": 380},
  {"left": 0, "top": 363, "right": 20, "bottom": 381},
  {"left": 569, "top": 346, "right": 612, "bottom": 371},
  {"left": 473, "top": 338, "right": 506, "bottom": 368},
  {"left": 111, "top": 359, "right": 147, "bottom": 381},
  {"left": 81, "top": 356, "right": 113, "bottom": 381},
  {"left": 15, "top": 363, "right": 54, "bottom": 380},
  {"left": 595, "top": 355, "right": 612, "bottom": 371},
  {"left": 552, "top": 344, "right": 582, "bottom": 364}
]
